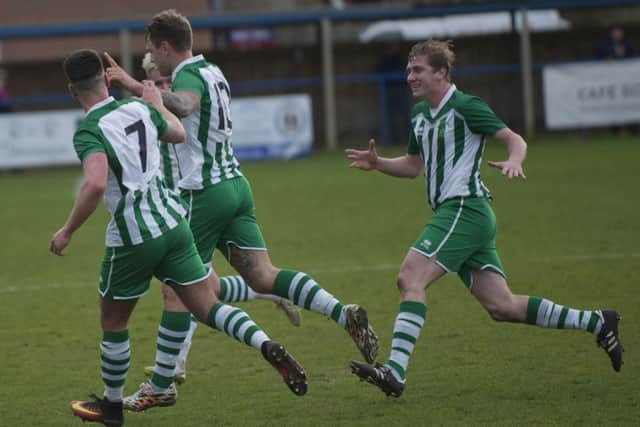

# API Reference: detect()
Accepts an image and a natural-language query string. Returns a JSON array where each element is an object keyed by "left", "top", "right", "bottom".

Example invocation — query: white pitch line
[
  {"left": 309, "top": 263, "right": 399, "bottom": 274},
  {"left": 2, "top": 252, "right": 639, "bottom": 294},
  {"left": 0, "top": 282, "right": 87, "bottom": 294},
  {"left": 550, "top": 252, "right": 640, "bottom": 261}
]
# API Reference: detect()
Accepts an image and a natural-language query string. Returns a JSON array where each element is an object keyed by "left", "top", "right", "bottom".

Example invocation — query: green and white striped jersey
[
  {"left": 159, "top": 140, "right": 181, "bottom": 192},
  {"left": 171, "top": 54, "right": 242, "bottom": 190},
  {"left": 73, "top": 96, "right": 187, "bottom": 247},
  {"left": 407, "top": 85, "right": 506, "bottom": 210}
]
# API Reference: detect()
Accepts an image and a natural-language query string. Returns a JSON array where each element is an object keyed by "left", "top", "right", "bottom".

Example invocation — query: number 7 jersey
[
  {"left": 73, "top": 96, "right": 187, "bottom": 247},
  {"left": 170, "top": 54, "right": 242, "bottom": 190}
]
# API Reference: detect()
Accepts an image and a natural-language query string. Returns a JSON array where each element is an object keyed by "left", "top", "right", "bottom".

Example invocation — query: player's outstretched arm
[
  {"left": 345, "top": 138, "right": 422, "bottom": 178},
  {"left": 103, "top": 52, "right": 144, "bottom": 97},
  {"left": 487, "top": 128, "right": 527, "bottom": 180},
  {"left": 141, "top": 81, "right": 185, "bottom": 144},
  {"left": 49, "top": 153, "right": 108, "bottom": 256}
]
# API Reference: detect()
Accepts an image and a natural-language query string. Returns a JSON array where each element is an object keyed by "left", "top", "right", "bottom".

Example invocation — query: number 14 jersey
[
  {"left": 171, "top": 54, "right": 242, "bottom": 190},
  {"left": 73, "top": 96, "right": 187, "bottom": 247}
]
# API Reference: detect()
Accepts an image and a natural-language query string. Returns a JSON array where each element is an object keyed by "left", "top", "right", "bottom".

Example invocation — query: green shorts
[
  {"left": 99, "top": 219, "right": 209, "bottom": 300},
  {"left": 181, "top": 176, "right": 266, "bottom": 266},
  {"left": 411, "top": 197, "right": 505, "bottom": 289}
]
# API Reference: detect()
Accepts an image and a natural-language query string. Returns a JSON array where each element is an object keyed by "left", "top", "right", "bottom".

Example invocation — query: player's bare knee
[
  {"left": 233, "top": 252, "right": 277, "bottom": 292},
  {"left": 100, "top": 312, "right": 128, "bottom": 331},
  {"left": 189, "top": 308, "right": 208, "bottom": 324},
  {"left": 396, "top": 273, "right": 410, "bottom": 293},
  {"left": 231, "top": 248, "right": 261, "bottom": 281},
  {"left": 161, "top": 284, "right": 182, "bottom": 307},
  {"left": 235, "top": 263, "right": 271, "bottom": 292},
  {"left": 396, "top": 272, "right": 423, "bottom": 299},
  {"left": 486, "top": 306, "right": 509, "bottom": 322},
  {"left": 485, "top": 300, "right": 516, "bottom": 322}
]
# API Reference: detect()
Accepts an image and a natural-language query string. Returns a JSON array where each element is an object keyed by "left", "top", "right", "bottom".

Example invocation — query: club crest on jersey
[{"left": 412, "top": 114, "right": 428, "bottom": 137}]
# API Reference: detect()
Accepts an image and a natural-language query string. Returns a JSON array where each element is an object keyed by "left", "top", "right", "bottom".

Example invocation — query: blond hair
[{"left": 409, "top": 40, "right": 455, "bottom": 81}]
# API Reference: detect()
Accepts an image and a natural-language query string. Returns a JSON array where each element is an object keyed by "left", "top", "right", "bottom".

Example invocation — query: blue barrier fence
[
  {"left": 2, "top": 0, "right": 639, "bottom": 145},
  {"left": 9, "top": 62, "right": 537, "bottom": 145}
]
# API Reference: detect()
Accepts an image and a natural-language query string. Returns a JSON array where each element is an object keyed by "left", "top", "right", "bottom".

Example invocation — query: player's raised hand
[
  {"left": 345, "top": 138, "right": 379, "bottom": 171},
  {"left": 487, "top": 159, "right": 526, "bottom": 180},
  {"left": 141, "top": 80, "right": 162, "bottom": 109},
  {"left": 103, "top": 52, "right": 120, "bottom": 68},
  {"left": 49, "top": 227, "right": 71, "bottom": 256},
  {"left": 103, "top": 52, "right": 143, "bottom": 96}
]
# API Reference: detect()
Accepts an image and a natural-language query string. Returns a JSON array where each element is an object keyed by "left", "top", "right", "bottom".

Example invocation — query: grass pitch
[{"left": 0, "top": 135, "right": 638, "bottom": 426}]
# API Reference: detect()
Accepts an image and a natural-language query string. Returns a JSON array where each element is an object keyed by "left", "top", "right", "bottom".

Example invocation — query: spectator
[
  {"left": 595, "top": 25, "right": 635, "bottom": 60},
  {"left": 595, "top": 26, "right": 638, "bottom": 135},
  {"left": 0, "top": 68, "right": 13, "bottom": 113}
]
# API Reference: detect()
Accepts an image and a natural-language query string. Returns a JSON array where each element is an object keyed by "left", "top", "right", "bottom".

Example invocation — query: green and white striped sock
[
  {"left": 526, "top": 296, "right": 603, "bottom": 335},
  {"left": 207, "top": 303, "right": 269, "bottom": 349},
  {"left": 219, "top": 275, "right": 285, "bottom": 303},
  {"left": 273, "top": 269, "right": 346, "bottom": 327},
  {"left": 101, "top": 330, "right": 130, "bottom": 402},
  {"left": 219, "top": 276, "right": 255, "bottom": 302},
  {"left": 150, "top": 311, "right": 191, "bottom": 391},
  {"left": 385, "top": 301, "right": 426, "bottom": 383}
]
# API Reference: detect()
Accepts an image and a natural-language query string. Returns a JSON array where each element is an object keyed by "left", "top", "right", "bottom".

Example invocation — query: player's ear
[
  {"left": 160, "top": 40, "right": 171, "bottom": 55},
  {"left": 104, "top": 73, "right": 110, "bottom": 88},
  {"left": 68, "top": 83, "right": 77, "bottom": 98}
]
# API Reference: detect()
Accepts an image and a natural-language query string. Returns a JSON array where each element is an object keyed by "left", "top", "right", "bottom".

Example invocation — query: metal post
[
  {"left": 119, "top": 29, "right": 133, "bottom": 98},
  {"left": 519, "top": 8, "right": 535, "bottom": 139},
  {"left": 321, "top": 18, "right": 337, "bottom": 152},
  {"left": 377, "top": 77, "right": 390, "bottom": 145}
]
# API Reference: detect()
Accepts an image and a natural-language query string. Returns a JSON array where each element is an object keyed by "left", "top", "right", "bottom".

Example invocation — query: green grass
[{"left": 1, "top": 135, "right": 638, "bottom": 426}]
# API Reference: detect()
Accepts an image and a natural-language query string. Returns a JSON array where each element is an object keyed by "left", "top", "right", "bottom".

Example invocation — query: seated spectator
[
  {"left": 595, "top": 25, "right": 635, "bottom": 60},
  {"left": 595, "top": 26, "right": 638, "bottom": 135}
]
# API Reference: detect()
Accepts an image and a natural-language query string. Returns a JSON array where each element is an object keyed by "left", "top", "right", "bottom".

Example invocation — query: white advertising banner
[
  {"left": 0, "top": 94, "right": 313, "bottom": 169},
  {"left": 543, "top": 59, "right": 640, "bottom": 129},
  {"left": 0, "top": 109, "right": 84, "bottom": 169},
  {"left": 230, "top": 94, "right": 313, "bottom": 161}
]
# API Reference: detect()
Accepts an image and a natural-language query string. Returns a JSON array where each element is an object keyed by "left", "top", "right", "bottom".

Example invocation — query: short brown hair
[
  {"left": 409, "top": 40, "right": 455, "bottom": 81},
  {"left": 146, "top": 9, "right": 192, "bottom": 52},
  {"left": 63, "top": 49, "right": 104, "bottom": 92}
]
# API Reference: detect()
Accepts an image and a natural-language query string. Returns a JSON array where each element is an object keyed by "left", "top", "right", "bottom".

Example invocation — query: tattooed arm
[{"left": 161, "top": 90, "right": 200, "bottom": 118}]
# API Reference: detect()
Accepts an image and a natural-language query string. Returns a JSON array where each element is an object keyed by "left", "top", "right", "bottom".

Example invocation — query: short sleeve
[
  {"left": 73, "top": 128, "right": 105, "bottom": 162},
  {"left": 407, "top": 103, "right": 424, "bottom": 155},
  {"left": 172, "top": 69, "right": 205, "bottom": 98},
  {"left": 407, "top": 128, "right": 420, "bottom": 155},
  {"left": 458, "top": 96, "right": 507, "bottom": 136}
]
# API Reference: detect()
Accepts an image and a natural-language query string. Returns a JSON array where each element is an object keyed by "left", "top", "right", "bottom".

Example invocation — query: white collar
[
  {"left": 429, "top": 84, "right": 456, "bottom": 117},
  {"left": 172, "top": 54, "right": 205, "bottom": 81},
  {"left": 86, "top": 96, "right": 115, "bottom": 116}
]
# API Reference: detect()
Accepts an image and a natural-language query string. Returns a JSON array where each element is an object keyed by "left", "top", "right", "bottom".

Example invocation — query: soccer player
[
  {"left": 346, "top": 40, "right": 623, "bottom": 397},
  {"left": 105, "top": 9, "right": 379, "bottom": 411},
  {"left": 132, "top": 53, "right": 302, "bottom": 387},
  {"left": 53, "top": 49, "right": 307, "bottom": 427}
]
